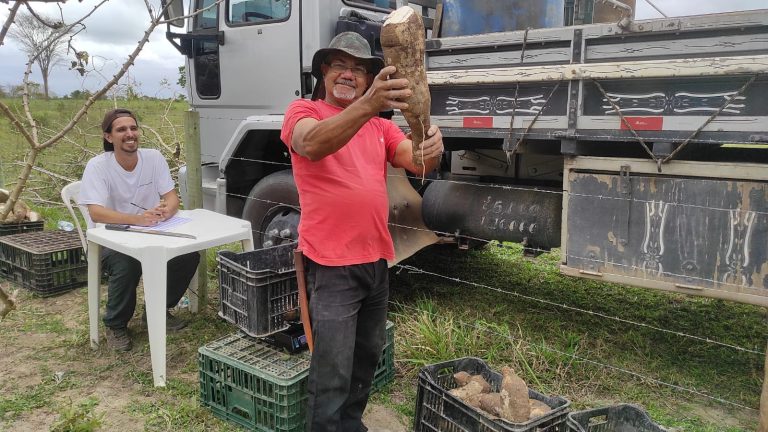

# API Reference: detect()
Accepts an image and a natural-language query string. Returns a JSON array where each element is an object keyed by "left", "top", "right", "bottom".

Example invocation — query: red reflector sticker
[
  {"left": 621, "top": 116, "right": 663, "bottom": 131},
  {"left": 463, "top": 117, "right": 493, "bottom": 128}
]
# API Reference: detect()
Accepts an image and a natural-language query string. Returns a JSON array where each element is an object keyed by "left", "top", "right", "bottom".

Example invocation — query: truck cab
[{"left": 164, "top": 0, "right": 768, "bottom": 307}]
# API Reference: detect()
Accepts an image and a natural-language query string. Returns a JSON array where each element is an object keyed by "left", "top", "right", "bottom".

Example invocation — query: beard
[{"left": 332, "top": 78, "right": 357, "bottom": 102}]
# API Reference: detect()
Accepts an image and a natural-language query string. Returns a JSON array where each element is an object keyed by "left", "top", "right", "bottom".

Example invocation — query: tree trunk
[{"left": 42, "top": 72, "right": 49, "bottom": 100}]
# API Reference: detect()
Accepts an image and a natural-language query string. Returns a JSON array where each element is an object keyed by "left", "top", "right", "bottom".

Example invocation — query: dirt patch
[
  {"left": 0, "top": 285, "right": 411, "bottom": 431},
  {"left": 363, "top": 404, "right": 409, "bottom": 431}
]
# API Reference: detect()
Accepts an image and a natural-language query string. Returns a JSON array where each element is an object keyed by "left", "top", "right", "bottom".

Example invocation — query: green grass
[
  {"left": 50, "top": 397, "right": 104, "bottom": 432},
  {"left": 387, "top": 243, "right": 765, "bottom": 430},
  {"left": 1, "top": 98, "right": 765, "bottom": 430}
]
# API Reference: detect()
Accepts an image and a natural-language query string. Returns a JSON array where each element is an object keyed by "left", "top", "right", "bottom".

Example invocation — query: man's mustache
[{"left": 335, "top": 78, "right": 356, "bottom": 87}]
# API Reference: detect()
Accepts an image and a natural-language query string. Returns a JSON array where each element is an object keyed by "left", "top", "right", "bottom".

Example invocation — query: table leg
[
  {"left": 141, "top": 256, "right": 168, "bottom": 387},
  {"left": 87, "top": 241, "right": 101, "bottom": 349},
  {"left": 241, "top": 238, "right": 254, "bottom": 252}
]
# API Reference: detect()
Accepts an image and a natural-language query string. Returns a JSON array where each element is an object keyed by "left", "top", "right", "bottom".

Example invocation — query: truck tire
[{"left": 242, "top": 170, "right": 300, "bottom": 248}]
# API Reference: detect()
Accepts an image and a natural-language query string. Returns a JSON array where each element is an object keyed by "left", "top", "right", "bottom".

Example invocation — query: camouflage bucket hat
[{"left": 311, "top": 31, "right": 384, "bottom": 81}]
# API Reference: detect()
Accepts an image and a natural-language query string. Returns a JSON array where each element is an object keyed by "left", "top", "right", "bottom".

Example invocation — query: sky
[{"left": 0, "top": 0, "right": 766, "bottom": 99}]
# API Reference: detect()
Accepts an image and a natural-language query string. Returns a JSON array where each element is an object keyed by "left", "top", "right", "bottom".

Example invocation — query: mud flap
[{"left": 386, "top": 166, "right": 439, "bottom": 267}]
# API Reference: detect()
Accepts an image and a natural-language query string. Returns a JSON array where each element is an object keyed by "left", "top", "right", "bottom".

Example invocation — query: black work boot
[
  {"left": 105, "top": 327, "right": 132, "bottom": 352},
  {"left": 142, "top": 310, "right": 188, "bottom": 332}
]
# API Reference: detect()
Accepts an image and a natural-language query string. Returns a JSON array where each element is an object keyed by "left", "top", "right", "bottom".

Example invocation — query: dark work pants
[
  {"left": 101, "top": 249, "right": 200, "bottom": 329},
  {"left": 305, "top": 258, "right": 389, "bottom": 432}
]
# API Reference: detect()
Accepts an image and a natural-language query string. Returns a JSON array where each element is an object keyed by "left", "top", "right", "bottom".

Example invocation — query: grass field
[{"left": 0, "top": 98, "right": 765, "bottom": 431}]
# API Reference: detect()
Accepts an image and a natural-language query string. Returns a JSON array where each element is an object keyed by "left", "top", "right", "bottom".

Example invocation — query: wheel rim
[{"left": 259, "top": 205, "right": 300, "bottom": 248}]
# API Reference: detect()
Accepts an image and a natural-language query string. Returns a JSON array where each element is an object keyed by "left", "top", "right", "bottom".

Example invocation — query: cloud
[{"left": 1, "top": 1, "right": 184, "bottom": 97}]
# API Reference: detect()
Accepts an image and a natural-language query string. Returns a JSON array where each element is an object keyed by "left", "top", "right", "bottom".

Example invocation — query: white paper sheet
[{"left": 142, "top": 216, "right": 192, "bottom": 231}]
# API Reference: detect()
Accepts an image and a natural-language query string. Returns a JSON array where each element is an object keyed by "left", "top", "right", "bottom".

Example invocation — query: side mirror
[{"left": 162, "top": 0, "right": 185, "bottom": 28}]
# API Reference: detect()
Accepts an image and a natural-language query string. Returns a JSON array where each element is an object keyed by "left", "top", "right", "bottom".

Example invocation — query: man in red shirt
[{"left": 281, "top": 32, "right": 443, "bottom": 431}]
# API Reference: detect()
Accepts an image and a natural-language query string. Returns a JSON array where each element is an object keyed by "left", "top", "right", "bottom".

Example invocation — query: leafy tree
[
  {"left": 7, "top": 82, "right": 42, "bottom": 98},
  {"left": 68, "top": 89, "right": 93, "bottom": 100},
  {"left": 177, "top": 65, "right": 187, "bottom": 88},
  {"left": 7, "top": 11, "right": 70, "bottom": 100}
]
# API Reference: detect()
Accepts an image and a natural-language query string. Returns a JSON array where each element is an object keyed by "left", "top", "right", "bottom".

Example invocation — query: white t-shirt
[{"left": 78, "top": 149, "right": 175, "bottom": 227}]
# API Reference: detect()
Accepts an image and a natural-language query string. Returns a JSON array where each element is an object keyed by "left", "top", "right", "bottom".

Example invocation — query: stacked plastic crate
[
  {"left": 0, "top": 228, "right": 87, "bottom": 297},
  {"left": 203, "top": 242, "right": 395, "bottom": 431}
]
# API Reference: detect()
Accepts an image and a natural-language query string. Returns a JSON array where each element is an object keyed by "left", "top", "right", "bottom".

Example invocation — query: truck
[{"left": 162, "top": 0, "right": 768, "bottom": 307}]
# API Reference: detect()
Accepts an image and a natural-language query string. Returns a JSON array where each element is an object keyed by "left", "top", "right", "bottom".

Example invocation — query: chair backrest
[{"left": 60, "top": 181, "right": 91, "bottom": 254}]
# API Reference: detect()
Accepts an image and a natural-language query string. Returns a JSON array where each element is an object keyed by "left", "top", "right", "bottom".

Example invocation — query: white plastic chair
[{"left": 60, "top": 180, "right": 91, "bottom": 254}]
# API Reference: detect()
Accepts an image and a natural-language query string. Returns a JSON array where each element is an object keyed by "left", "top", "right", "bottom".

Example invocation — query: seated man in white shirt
[{"left": 78, "top": 108, "right": 199, "bottom": 351}]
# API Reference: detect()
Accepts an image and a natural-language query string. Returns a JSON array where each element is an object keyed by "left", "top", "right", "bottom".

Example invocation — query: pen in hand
[{"left": 131, "top": 202, "right": 164, "bottom": 224}]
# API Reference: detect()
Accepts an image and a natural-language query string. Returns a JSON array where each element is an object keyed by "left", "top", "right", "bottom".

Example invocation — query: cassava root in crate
[{"left": 448, "top": 367, "right": 551, "bottom": 423}]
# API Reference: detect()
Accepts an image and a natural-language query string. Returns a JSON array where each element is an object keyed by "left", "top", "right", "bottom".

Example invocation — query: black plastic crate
[
  {"left": 217, "top": 243, "right": 299, "bottom": 337},
  {"left": 0, "top": 230, "right": 86, "bottom": 296},
  {"left": 567, "top": 404, "right": 667, "bottom": 432},
  {"left": 0, "top": 220, "right": 44, "bottom": 236},
  {"left": 414, "top": 357, "right": 570, "bottom": 432}
]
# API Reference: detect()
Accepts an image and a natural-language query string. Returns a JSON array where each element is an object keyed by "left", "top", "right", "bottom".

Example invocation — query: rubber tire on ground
[{"left": 242, "top": 170, "right": 300, "bottom": 248}]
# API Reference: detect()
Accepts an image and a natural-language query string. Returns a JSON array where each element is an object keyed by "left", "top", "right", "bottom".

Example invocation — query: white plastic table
[{"left": 86, "top": 208, "right": 254, "bottom": 387}]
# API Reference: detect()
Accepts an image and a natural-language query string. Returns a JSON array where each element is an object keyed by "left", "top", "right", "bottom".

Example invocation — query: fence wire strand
[{"left": 391, "top": 301, "right": 759, "bottom": 412}]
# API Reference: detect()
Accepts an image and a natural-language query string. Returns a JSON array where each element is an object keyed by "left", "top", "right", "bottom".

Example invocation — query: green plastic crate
[
  {"left": 371, "top": 320, "right": 395, "bottom": 393},
  {"left": 200, "top": 321, "right": 395, "bottom": 431},
  {"left": 199, "top": 332, "right": 311, "bottom": 432}
]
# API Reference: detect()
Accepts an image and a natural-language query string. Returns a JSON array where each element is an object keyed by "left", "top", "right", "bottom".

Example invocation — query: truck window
[
  {"left": 228, "top": 0, "right": 291, "bottom": 25},
  {"left": 194, "top": 41, "right": 221, "bottom": 98},
  {"left": 192, "top": 0, "right": 220, "bottom": 98},
  {"left": 194, "top": 0, "right": 218, "bottom": 29},
  {"left": 342, "top": 0, "right": 397, "bottom": 11}
]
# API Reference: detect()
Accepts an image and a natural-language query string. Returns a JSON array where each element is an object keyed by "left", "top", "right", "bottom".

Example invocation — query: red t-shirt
[{"left": 281, "top": 99, "right": 406, "bottom": 266}]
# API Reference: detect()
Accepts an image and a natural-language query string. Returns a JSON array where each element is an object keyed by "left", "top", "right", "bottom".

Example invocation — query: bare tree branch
[
  {"left": 23, "top": 1, "right": 65, "bottom": 29},
  {"left": 0, "top": 101, "right": 36, "bottom": 147},
  {"left": 39, "top": 0, "right": 172, "bottom": 150},
  {"left": 0, "top": 1, "right": 21, "bottom": 47}
]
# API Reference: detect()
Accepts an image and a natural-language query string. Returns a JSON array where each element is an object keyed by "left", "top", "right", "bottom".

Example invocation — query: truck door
[
  {"left": 187, "top": 0, "right": 300, "bottom": 166},
  {"left": 189, "top": 0, "right": 299, "bottom": 107},
  {"left": 217, "top": 0, "right": 299, "bottom": 110}
]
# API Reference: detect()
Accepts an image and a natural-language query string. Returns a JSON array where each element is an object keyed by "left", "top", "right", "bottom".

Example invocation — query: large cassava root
[
  {"left": 448, "top": 368, "right": 551, "bottom": 423},
  {"left": 381, "top": 6, "right": 431, "bottom": 166}
]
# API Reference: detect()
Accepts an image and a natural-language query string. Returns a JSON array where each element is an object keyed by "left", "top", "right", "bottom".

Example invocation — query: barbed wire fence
[
  {"left": 2, "top": 108, "right": 765, "bottom": 417},
  {"left": 190, "top": 138, "right": 765, "bottom": 414}
]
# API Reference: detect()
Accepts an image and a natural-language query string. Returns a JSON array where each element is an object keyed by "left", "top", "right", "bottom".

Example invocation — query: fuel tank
[{"left": 422, "top": 180, "right": 562, "bottom": 250}]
